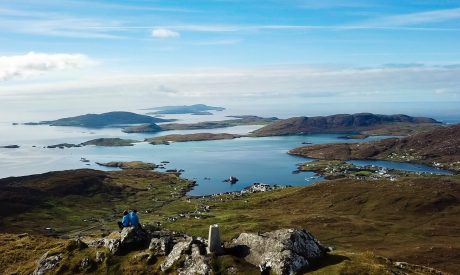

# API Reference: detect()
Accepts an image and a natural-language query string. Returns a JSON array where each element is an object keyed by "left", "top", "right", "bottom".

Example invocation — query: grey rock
[
  {"left": 149, "top": 236, "right": 173, "bottom": 256},
  {"left": 104, "top": 238, "right": 121, "bottom": 255},
  {"left": 232, "top": 228, "right": 326, "bottom": 275},
  {"left": 178, "top": 244, "right": 211, "bottom": 275},
  {"left": 120, "top": 226, "right": 149, "bottom": 249},
  {"left": 95, "top": 251, "right": 106, "bottom": 263},
  {"left": 161, "top": 237, "right": 193, "bottom": 271},
  {"left": 33, "top": 252, "right": 63, "bottom": 275},
  {"left": 80, "top": 257, "right": 93, "bottom": 270}
]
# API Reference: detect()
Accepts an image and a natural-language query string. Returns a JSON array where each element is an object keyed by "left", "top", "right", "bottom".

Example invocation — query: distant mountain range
[
  {"left": 25, "top": 111, "right": 172, "bottom": 128},
  {"left": 144, "top": 104, "right": 225, "bottom": 114},
  {"left": 252, "top": 113, "right": 440, "bottom": 136}
]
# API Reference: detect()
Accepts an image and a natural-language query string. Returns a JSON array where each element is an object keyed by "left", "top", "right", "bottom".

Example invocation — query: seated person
[
  {"left": 117, "top": 210, "right": 130, "bottom": 229},
  {"left": 129, "top": 209, "right": 142, "bottom": 229}
]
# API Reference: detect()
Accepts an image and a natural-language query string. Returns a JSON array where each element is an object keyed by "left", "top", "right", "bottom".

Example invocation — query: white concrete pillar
[{"left": 208, "top": 224, "right": 222, "bottom": 253}]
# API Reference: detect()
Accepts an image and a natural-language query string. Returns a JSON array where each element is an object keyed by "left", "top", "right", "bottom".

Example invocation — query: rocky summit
[
  {"left": 230, "top": 228, "right": 328, "bottom": 274},
  {"left": 30, "top": 226, "right": 328, "bottom": 274}
]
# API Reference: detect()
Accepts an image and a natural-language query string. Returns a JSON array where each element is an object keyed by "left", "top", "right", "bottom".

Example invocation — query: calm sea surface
[{"left": 0, "top": 112, "right": 455, "bottom": 195}]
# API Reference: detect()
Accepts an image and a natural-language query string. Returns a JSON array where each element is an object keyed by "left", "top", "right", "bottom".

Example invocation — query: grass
[{"left": 1, "top": 170, "right": 459, "bottom": 274}]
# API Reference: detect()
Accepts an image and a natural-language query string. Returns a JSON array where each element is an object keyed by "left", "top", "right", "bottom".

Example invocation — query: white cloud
[
  {"left": 367, "top": 7, "right": 460, "bottom": 27},
  {"left": 2, "top": 64, "right": 459, "bottom": 102},
  {"left": 0, "top": 52, "right": 96, "bottom": 81},
  {"left": 151, "top": 28, "right": 180, "bottom": 38}
]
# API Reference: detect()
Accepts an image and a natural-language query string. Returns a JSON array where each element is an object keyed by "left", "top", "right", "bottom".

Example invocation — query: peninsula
[
  {"left": 289, "top": 124, "right": 460, "bottom": 172},
  {"left": 159, "top": 115, "right": 278, "bottom": 131}
]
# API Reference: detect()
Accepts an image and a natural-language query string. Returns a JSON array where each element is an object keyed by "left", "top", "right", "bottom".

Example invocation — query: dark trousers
[{"left": 117, "top": 221, "right": 124, "bottom": 229}]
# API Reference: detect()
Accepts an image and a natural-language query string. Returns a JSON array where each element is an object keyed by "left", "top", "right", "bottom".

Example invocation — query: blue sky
[{"left": 1, "top": 0, "right": 460, "bottom": 118}]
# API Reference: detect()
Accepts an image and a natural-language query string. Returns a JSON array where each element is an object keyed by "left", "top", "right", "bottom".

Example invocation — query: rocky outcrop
[
  {"left": 120, "top": 226, "right": 149, "bottom": 250},
  {"left": 149, "top": 236, "right": 173, "bottom": 256},
  {"left": 33, "top": 227, "right": 326, "bottom": 274},
  {"left": 231, "top": 228, "right": 327, "bottom": 275},
  {"left": 33, "top": 252, "right": 63, "bottom": 275},
  {"left": 161, "top": 237, "right": 194, "bottom": 271}
]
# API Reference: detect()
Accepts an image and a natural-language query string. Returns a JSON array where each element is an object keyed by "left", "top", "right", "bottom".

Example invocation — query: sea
[{"left": 0, "top": 110, "right": 457, "bottom": 196}]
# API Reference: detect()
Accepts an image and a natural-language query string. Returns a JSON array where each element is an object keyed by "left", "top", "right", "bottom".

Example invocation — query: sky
[{"left": 1, "top": 0, "right": 460, "bottom": 119}]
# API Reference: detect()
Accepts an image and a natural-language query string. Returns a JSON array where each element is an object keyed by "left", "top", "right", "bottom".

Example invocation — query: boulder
[
  {"left": 149, "top": 236, "right": 173, "bottom": 256},
  {"left": 104, "top": 238, "right": 121, "bottom": 255},
  {"left": 232, "top": 228, "right": 327, "bottom": 275},
  {"left": 120, "top": 226, "right": 149, "bottom": 250},
  {"left": 95, "top": 251, "right": 106, "bottom": 263},
  {"left": 178, "top": 244, "right": 211, "bottom": 275},
  {"left": 161, "top": 237, "right": 193, "bottom": 271},
  {"left": 33, "top": 252, "right": 63, "bottom": 275}
]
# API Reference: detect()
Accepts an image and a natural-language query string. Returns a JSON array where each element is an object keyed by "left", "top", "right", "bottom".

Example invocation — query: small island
[
  {"left": 82, "top": 138, "right": 140, "bottom": 147},
  {"left": 96, "top": 161, "right": 157, "bottom": 170},
  {"left": 0, "top": 145, "right": 20, "bottom": 149},
  {"left": 144, "top": 104, "right": 225, "bottom": 115},
  {"left": 122, "top": 123, "right": 162, "bottom": 133},
  {"left": 25, "top": 111, "right": 171, "bottom": 128},
  {"left": 145, "top": 133, "right": 241, "bottom": 144}
]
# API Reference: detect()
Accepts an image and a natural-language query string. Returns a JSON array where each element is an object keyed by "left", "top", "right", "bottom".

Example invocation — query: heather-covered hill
[{"left": 252, "top": 113, "right": 440, "bottom": 136}]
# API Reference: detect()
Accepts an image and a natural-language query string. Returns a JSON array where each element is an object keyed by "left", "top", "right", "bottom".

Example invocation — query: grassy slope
[
  {"left": 158, "top": 175, "right": 460, "bottom": 273},
  {"left": 0, "top": 169, "right": 194, "bottom": 236},
  {"left": 1, "top": 170, "right": 458, "bottom": 274}
]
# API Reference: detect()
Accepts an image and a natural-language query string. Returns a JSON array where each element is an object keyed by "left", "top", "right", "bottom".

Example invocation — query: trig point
[{"left": 208, "top": 224, "right": 223, "bottom": 254}]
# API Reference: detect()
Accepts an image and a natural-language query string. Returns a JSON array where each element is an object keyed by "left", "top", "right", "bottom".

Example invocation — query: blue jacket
[
  {"left": 129, "top": 211, "right": 139, "bottom": 227},
  {"left": 121, "top": 214, "right": 130, "bottom": 227}
]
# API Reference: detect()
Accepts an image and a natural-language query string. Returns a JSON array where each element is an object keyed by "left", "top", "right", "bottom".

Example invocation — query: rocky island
[
  {"left": 122, "top": 123, "right": 162, "bottom": 133},
  {"left": 146, "top": 133, "right": 241, "bottom": 144},
  {"left": 81, "top": 138, "right": 140, "bottom": 147},
  {"left": 289, "top": 124, "right": 460, "bottom": 172},
  {"left": 252, "top": 113, "right": 441, "bottom": 136},
  {"left": 25, "top": 111, "right": 171, "bottom": 128}
]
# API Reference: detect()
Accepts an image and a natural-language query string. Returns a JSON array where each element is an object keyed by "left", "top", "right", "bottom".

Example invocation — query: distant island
[
  {"left": 25, "top": 111, "right": 172, "bottom": 128},
  {"left": 96, "top": 161, "right": 157, "bottom": 170},
  {"left": 289, "top": 124, "right": 460, "bottom": 172},
  {"left": 122, "top": 123, "right": 162, "bottom": 133},
  {"left": 81, "top": 138, "right": 139, "bottom": 147},
  {"left": 252, "top": 113, "right": 441, "bottom": 136},
  {"left": 144, "top": 104, "right": 225, "bottom": 115},
  {"left": 145, "top": 133, "right": 241, "bottom": 144},
  {"left": 159, "top": 115, "right": 278, "bottom": 131}
]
